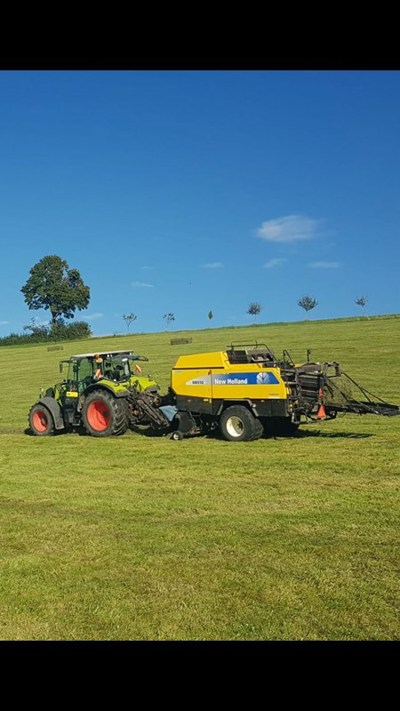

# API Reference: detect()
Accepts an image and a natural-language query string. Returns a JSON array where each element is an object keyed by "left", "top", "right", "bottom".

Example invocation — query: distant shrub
[
  {"left": 0, "top": 320, "right": 92, "bottom": 346},
  {"left": 50, "top": 320, "right": 92, "bottom": 340},
  {"left": 0, "top": 332, "right": 33, "bottom": 346}
]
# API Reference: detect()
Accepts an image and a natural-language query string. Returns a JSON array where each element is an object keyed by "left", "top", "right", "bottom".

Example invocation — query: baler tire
[
  {"left": 219, "top": 406, "right": 263, "bottom": 442},
  {"left": 29, "top": 404, "right": 55, "bottom": 436},
  {"left": 170, "top": 431, "right": 184, "bottom": 441},
  {"left": 81, "top": 390, "right": 129, "bottom": 437}
]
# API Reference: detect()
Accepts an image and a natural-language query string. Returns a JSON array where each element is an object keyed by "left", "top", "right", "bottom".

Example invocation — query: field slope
[{"left": 0, "top": 315, "right": 399, "bottom": 640}]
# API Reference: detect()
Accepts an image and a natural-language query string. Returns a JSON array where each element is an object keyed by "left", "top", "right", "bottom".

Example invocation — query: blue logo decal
[
  {"left": 257, "top": 372, "right": 272, "bottom": 384},
  {"left": 212, "top": 372, "right": 279, "bottom": 386}
]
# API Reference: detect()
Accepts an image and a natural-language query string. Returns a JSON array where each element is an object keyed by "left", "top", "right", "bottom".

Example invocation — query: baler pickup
[{"left": 323, "top": 369, "right": 400, "bottom": 417}]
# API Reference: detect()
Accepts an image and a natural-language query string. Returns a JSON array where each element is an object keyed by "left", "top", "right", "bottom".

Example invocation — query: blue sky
[{"left": 1, "top": 70, "right": 399, "bottom": 336}]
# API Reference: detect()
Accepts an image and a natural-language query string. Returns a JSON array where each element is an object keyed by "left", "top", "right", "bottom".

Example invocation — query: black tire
[
  {"left": 81, "top": 390, "right": 129, "bottom": 437},
  {"left": 29, "top": 403, "right": 55, "bottom": 436},
  {"left": 219, "top": 405, "right": 263, "bottom": 442}
]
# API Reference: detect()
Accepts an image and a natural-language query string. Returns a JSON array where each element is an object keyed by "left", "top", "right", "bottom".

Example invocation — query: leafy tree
[
  {"left": 247, "top": 302, "right": 262, "bottom": 321},
  {"left": 208, "top": 310, "right": 213, "bottom": 321},
  {"left": 298, "top": 295, "right": 318, "bottom": 316},
  {"left": 123, "top": 313, "right": 138, "bottom": 332},
  {"left": 21, "top": 255, "right": 90, "bottom": 324},
  {"left": 163, "top": 313, "right": 175, "bottom": 329},
  {"left": 355, "top": 296, "right": 368, "bottom": 313}
]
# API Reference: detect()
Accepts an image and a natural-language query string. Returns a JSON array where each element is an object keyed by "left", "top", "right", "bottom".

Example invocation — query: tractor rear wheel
[
  {"left": 29, "top": 404, "right": 55, "bottom": 436},
  {"left": 81, "top": 390, "right": 129, "bottom": 437},
  {"left": 219, "top": 405, "right": 263, "bottom": 442}
]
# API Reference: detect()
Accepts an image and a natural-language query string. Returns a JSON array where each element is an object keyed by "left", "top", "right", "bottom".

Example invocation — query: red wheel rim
[
  {"left": 32, "top": 409, "right": 49, "bottom": 432},
  {"left": 86, "top": 400, "right": 111, "bottom": 431}
]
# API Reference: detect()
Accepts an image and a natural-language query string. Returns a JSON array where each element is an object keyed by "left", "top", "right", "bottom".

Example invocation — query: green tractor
[{"left": 28, "top": 350, "right": 170, "bottom": 437}]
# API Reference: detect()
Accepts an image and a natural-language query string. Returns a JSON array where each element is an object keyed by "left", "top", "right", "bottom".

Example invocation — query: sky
[{"left": 0, "top": 69, "right": 399, "bottom": 336}]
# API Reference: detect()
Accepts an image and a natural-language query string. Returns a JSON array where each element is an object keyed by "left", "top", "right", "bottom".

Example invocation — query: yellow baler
[
  {"left": 167, "top": 342, "right": 400, "bottom": 441},
  {"left": 169, "top": 343, "right": 303, "bottom": 441}
]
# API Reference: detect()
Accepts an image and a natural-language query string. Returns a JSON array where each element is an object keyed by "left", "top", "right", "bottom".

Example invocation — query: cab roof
[{"left": 68, "top": 350, "right": 134, "bottom": 360}]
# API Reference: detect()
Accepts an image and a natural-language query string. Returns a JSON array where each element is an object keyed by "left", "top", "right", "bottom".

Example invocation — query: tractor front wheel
[
  {"left": 29, "top": 404, "right": 55, "bottom": 436},
  {"left": 219, "top": 406, "right": 263, "bottom": 442},
  {"left": 81, "top": 390, "right": 129, "bottom": 437}
]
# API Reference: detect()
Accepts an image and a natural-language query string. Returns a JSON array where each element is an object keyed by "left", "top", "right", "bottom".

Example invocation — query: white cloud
[
  {"left": 201, "top": 262, "right": 223, "bottom": 269},
  {"left": 263, "top": 258, "right": 286, "bottom": 269},
  {"left": 132, "top": 281, "right": 155, "bottom": 288},
  {"left": 308, "top": 261, "right": 340, "bottom": 269},
  {"left": 0, "top": 320, "right": 9, "bottom": 325},
  {"left": 257, "top": 215, "right": 319, "bottom": 243},
  {"left": 27, "top": 318, "right": 49, "bottom": 327},
  {"left": 82, "top": 312, "right": 103, "bottom": 320},
  {"left": 141, "top": 266, "right": 154, "bottom": 271}
]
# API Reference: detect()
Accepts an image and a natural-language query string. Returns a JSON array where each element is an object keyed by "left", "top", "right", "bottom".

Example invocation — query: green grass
[{"left": 0, "top": 315, "right": 399, "bottom": 640}]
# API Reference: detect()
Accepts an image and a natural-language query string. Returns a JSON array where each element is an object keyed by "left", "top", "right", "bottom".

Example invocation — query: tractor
[{"left": 28, "top": 350, "right": 170, "bottom": 437}]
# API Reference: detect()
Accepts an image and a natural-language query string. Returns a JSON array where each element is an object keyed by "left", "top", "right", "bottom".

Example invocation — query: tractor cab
[
  {"left": 59, "top": 350, "right": 150, "bottom": 394},
  {"left": 59, "top": 355, "right": 93, "bottom": 394}
]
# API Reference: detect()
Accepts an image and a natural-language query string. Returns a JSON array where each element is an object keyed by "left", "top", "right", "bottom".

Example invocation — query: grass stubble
[{"left": 0, "top": 316, "right": 399, "bottom": 640}]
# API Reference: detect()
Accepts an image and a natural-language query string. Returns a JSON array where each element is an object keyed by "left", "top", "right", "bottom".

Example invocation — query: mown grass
[{"left": 0, "top": 315, "right": 399, "bottom": 640}]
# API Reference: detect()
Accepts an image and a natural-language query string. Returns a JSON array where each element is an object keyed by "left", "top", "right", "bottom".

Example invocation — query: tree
[
  {"left": 208, "top": 310, "right": 214, "bottom": 321},
  {"left": 163, "top": 313, "right": 175, "bottom": 329},
  {"left": 247, "top": 302, "right": 262, "bottom": 321},
  {"left": 298, "top": 295, "right": 318, "bottom": 316},
  {"left": 355, "top": 296, "right": 368, "bottom": 314},
  {"left": 123, "top": 313, "right": 137, "bottom": 332},
  {"left": 21, "top": 255, "right": 90, "bottom": 324}
]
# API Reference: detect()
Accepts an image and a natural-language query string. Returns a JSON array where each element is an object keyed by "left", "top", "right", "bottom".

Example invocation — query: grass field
[{"left": 0, "top": 315, "right": 399, "bottom": 640}]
